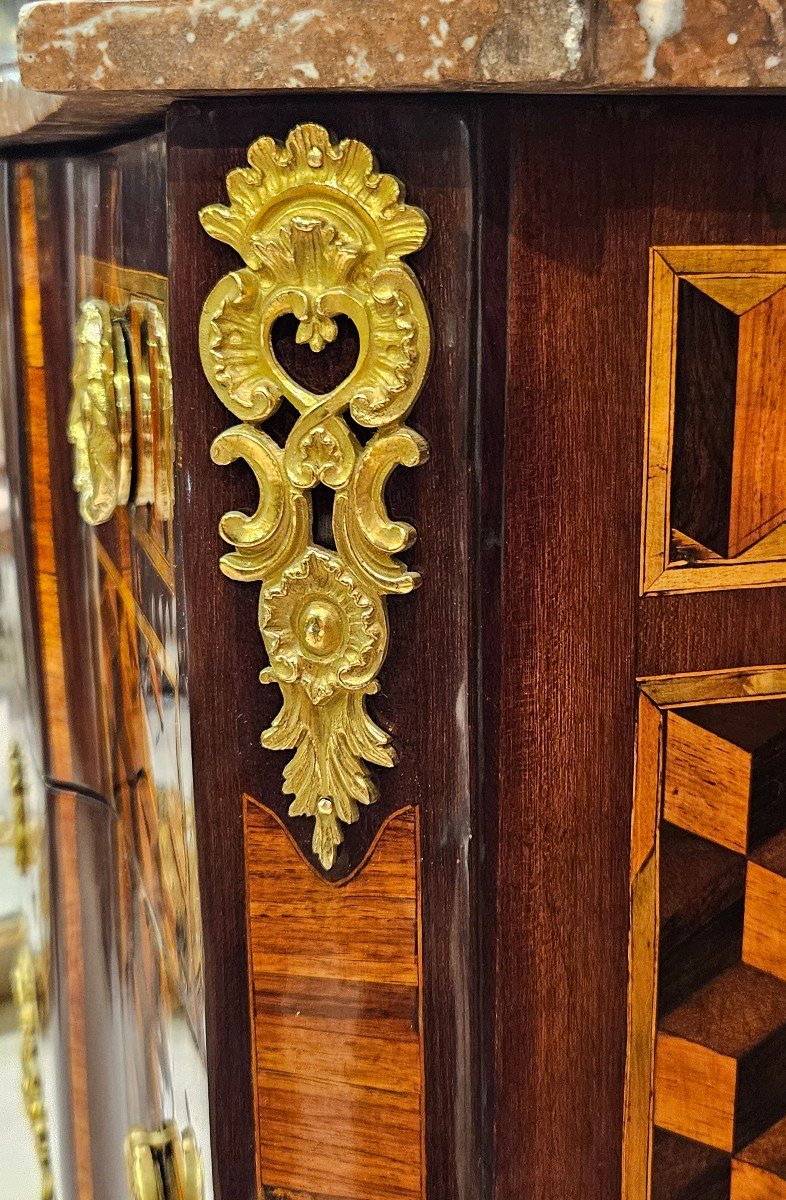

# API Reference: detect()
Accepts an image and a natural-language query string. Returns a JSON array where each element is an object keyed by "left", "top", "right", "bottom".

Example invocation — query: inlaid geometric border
[
  {"left": 641, "top": 246, "right": 786, "bottom": 595},
  {"left": 623, "top": 664, "right": 786, "bottom": 1200}
]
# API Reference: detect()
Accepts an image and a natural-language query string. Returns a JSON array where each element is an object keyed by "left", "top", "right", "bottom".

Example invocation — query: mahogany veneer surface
[
  {"left": 169, "top": 96, "right": 484, "bottom": 1200},
  {"left": 494, "top": 97, "right": 786, "bottom": 1200}
]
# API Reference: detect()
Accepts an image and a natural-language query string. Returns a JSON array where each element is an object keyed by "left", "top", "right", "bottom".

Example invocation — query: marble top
[{"left": 15, "top": 0, "right": 786, "bottom": 97}]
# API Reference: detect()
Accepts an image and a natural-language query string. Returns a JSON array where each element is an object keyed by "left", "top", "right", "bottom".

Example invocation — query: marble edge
[
  {"left": 0, "top": 73, "right": 168, "bottom": 142},
  {"left": 12, "top": 0, "right": 786, "bottom": 105},
  {"left": 0, "top": 66, "right": 65, "bottom": 140}
]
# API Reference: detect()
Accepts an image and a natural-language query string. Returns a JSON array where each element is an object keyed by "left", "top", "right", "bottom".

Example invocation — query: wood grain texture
[
  {"left": 643, "top": 243, "right": 786, "bottom": 593},
  {"left": 743, "top": 856, "right": 786, "bottom": 982},
  {"left": 15, "top": 164, "right": 72, "bottom": 781},
  {"left": 9, "top": 137, "right": 168, "bottom": 797},
  {"left": 245, "top": 802, "right": 424, "bottom": 1200},
  {"left": 730, "top": 286, "right": 786, "bottom": 555},
  {"left": 671, "top": 279, "right": 739, "bottom": 558},
  {"left": 627, "top": 688, "right": 786, "bottom": 1199},
  {"left": 685, "top": 274, "right": 786, "bottom": 316},
  {"left": 13, "top": 163, "right": 95, "bottom": 1200},
  {"left": 169, "top": 97, "right": 483, "bottom": 1200},
  {"left": 496, "top": 97, "right": 647, "bottom": 1200},
  {"left": 639, "top": 130, "right": 786, "bottom": 600},
  {"left": 0, "top": 163, "right": 47, "bottom": 772},
  {"left": 658, "top": 823, "right": 745, "bottom": 1016},
  {"left": 661, "top": 960, "right": 786, "bottom": 1151},
  {"left": 5, "top": 137, "right": 176, "bottom": 1198},
  {"left": 652, "top": 1128, "right": 731, "bottom": 1200},
  {"left": 473, "top": 99, "right": 511, "bottom": 1200},
  {"left": 732, "top": 1158, "right": 786, "bottom": 1199},
  {"left": 654, "top": 1033, "right": 737, "bottom": 1152},
  {"left": 669, "top": 275, "right": 786, "bottom": 562},
  {"left": 164, "top": 97, "right": 786, "bottom": 1200},
  {"left": 734, "top": 1113, "right": 786, "bottom": 1197},
  {"left": 641, "top": 669, "right": 786, "bottom": 710},
  {"left": 494, "top": 95, "right": 786, "bottom": 1200},
  {"left": 623, "top": 695, "right": 663, "bottom": 1200},
  {"left": 664, "top": 713, "right": 751, "bottom": 853}
]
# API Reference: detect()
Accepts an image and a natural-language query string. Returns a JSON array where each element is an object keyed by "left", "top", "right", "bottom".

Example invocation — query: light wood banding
[
  {"left": 732, "top": 1158, "right": 786, "bottom": 1199},
  {"left": 664, "top": 712, "right": 750, "bottom": 854},
  {"left": 743, "top": 846, "right": 786, "bottom": 983},
  {"left": 730, "top": 286, "right": 786, "bottom": 556},
  {"left": 654, "top": 1033, "right": 737, "bottom": 1152}
]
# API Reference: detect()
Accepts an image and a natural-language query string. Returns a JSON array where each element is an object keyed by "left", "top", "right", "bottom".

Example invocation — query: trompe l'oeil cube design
[
  {"left": 626, "top": 694, "right": 786, "bottom": 1200},
  {"left": 642, "top": 247, "right": 786, "bottom": 594}
]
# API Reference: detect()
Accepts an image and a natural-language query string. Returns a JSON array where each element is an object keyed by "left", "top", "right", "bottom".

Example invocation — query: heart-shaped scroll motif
[
  {"left": 199, "top": 123, "right": 431, "bottom": 876},
  {"left": 271, "top": 312, "right": 361, "bottom": 397}
]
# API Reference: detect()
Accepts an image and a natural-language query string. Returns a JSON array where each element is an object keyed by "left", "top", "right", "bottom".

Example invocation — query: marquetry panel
[
  {"left": 624, "top": 677, "right": 786, "bottom": 1200},
  {"left": 81, "top": 257, "right": 174, "bottom": 579},
  {"left": 642, "top": 246, "right": 786, "bottom": 593},
  {"left": 71, "top": 251, "right": 205, "bottom": 1024},
  {"left": 244, "top": 800, "right": 425, "bottom": 1200},
  {"left": 93, "top": 510, "right": 201, "bottom": 1024}
]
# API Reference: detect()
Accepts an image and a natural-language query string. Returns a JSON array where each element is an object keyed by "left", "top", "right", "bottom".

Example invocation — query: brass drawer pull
[
  {"left": 12, "top": 946, "right": 54, "bottom": 1200},
  {"left": 125, "top": 1122, "right": 204, "bottom": 1200},
  {"left": 67, "top": 297, "right": 173, "bottom": 526}
]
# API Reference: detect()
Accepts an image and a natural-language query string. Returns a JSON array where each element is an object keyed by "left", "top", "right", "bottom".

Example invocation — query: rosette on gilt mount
[{"left": 198, "top": 123, "right": 431, "bottom": 872}]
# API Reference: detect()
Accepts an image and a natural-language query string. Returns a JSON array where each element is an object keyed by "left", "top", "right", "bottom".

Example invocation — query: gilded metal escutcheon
[{"left": 198, "top": 123, "right": 432, "bottom": 870}]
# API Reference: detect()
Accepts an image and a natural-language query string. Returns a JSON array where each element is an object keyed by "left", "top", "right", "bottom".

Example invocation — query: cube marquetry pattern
[
  {"left": 642, "top": 249, "right": 786, "bottom": 593},
  {"left": 649, "top": 708, "right": 786, "bottom": 1199},
  {"left": 672, "top": 278, "right": 786, "bottom": 560}
]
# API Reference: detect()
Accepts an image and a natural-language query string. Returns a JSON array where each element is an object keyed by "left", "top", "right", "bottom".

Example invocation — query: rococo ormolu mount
[
  {"left": 199, "top": 123, "right": 432, "bottom": 871},
  {"left": 6, "top": 8, "right": 786, "bottom": 1200}
]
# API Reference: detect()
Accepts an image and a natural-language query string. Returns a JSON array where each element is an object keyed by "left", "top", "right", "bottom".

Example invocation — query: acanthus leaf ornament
[{"left": 199, "top": 123, "right": 431, "bottom": 871}]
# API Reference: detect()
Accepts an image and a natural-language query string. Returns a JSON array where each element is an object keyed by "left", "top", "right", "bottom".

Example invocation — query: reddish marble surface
[
  {"left": 7, "top": 0, "right": 786, "bottom": 141},
  {"left": 599, "top": 0, "right": 786, "bottom": 88},
  {"left": 18, "top": 0, "right": 586, "bottom": 93}
]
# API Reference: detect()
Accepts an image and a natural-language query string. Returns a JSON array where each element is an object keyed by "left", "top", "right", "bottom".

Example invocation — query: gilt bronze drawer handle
[
  {"left": 12, "top": 946, "right": 54, "bottom": 1200},
  {"left": 199, "top": 123, "right": 431, "bottom": 871},
  {"left": 67, "top": 298, "right": 132, "bottom": 525},
  {"left": 67, "top": 296, "right": 173, "bottom": 526},
  {"left": 125, "top": 1122, "right": 203, "bottom": 1200},
  {"left": 0, "top": 741, "right": 36, "bottom": 873}
]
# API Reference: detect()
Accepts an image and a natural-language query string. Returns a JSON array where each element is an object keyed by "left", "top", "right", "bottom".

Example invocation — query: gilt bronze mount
[
  {"left": 67, "top": 294, "right": 173, "bottom": 526},
  {"left": 199, "top": 123, "right": 432, "bottom": 870}
]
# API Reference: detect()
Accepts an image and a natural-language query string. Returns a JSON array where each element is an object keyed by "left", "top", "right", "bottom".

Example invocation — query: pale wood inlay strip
[
  {"left": 654, "top": 1033, "right": 737, "bottom": 1152},
  {"left": 664, "top": 711, "right": 751, "bottom": 853}
]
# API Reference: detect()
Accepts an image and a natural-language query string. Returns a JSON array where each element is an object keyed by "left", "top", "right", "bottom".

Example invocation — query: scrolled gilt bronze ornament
[
  {"left": 67, "top": 295, "right": 174, "bottom": 526},
  {"left": 8, "top": 739, "right": 34, "bottom": 873},
  {"left": 67, "top": 297, "right": 132, "bottom": 525},
  {"left": 199, "top": 123, "right": 431, "bottom": 870}
]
